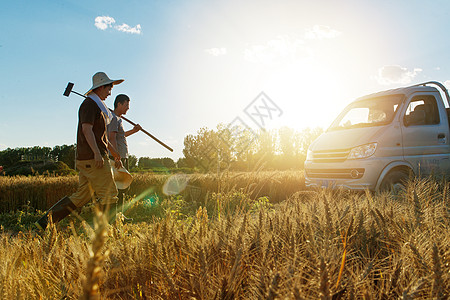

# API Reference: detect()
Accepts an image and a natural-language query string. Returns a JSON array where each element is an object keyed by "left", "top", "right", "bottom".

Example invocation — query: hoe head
[{"left": 63, "top": 82, "right": 74, "bottom": 97}]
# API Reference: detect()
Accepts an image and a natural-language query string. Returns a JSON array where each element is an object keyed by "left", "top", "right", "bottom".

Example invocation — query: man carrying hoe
[{"left": 35, "top": 72, "right": 124, "bottom": 230}]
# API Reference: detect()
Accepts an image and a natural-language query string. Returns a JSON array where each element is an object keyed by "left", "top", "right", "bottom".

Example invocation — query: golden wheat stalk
[
  {"left": 319, "top": 257, "right": 331, "bottom": 300},
  {"left": 431, "top": 243, "right": 444, "bottom": 299},
  {"left": 81, "top": 209, "right": 109, "bottom": 300},
  {"left": 336, "top": 217, "right": 353, "bottom": 289}
]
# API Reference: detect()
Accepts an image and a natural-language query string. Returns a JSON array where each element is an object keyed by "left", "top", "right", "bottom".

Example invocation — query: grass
[{"left": 0, "top": 174, "right": 449, "bottom": 298}]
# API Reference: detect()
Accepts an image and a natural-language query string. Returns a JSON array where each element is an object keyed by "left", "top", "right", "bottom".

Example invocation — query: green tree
[
  {"left": 138, "top": 157, "right": 153, "bottom": 168},
  {"left": 182, "top": 127, "right": 219, "bottom": 172},
  {"left": 297, "top": 127, "right": 323, "bottom": 156},
  {"left": 51, "top": 144, "right": 76, "bottom": 168},
  {"left": 138, "top": 157, "right": 175, "bottom": 169},
  {"left": 251, "top": 128, "right": 276, "bottom": 169},
  {"left": 278, "top": 127, "right": 295, "bottom": 158},
  {"left": 0, "top": 148, "right": 22, "bottom": 167},
  {"left": 180, "top": 125, "right": 324, "bottom": 171},
  {"left": 176, "top": 157, "right": 188, "bottom": 168},
  {"left": 161, "top": 157, "right": 176, "bottom": 168},
  {"left": 128, "top": 154, "right": 138, "bottom": 169}
]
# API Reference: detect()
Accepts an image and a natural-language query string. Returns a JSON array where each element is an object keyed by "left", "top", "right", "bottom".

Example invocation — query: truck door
[{"left": 401, "top": 93, "right": 450, "bottom": 176}]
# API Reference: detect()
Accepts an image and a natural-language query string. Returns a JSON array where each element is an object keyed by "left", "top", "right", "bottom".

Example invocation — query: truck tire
[{"left": 379, "top": 170, "right": 409, "bottom": 194}]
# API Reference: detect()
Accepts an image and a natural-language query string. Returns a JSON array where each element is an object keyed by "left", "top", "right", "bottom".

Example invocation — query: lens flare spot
[{"left": 163, "top": 174, "right": 190, "bottom": 196}]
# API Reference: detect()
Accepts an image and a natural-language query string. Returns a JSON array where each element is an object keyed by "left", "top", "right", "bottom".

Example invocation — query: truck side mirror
[{"left": 404, "top": 110, "right": 426, "bottom": 126}]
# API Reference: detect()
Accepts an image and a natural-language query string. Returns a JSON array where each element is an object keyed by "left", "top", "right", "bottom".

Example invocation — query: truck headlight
[
  {"left": 348, "top": 143, "right": 377, "bottom": 160},
  {"left": 306, "top": 149, "right": 313, "bottom": 161}
]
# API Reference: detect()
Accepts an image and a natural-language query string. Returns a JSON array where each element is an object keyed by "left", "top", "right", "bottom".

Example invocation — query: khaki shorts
[{"left": 69, "top": 157, "right": 118, "bottom": 207}]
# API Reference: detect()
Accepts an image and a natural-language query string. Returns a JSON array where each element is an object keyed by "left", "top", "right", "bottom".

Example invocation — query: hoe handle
[
  {"left": 63, "top": 82, "right": 173, "bottom": 152},
  {"left": 116, "top": 112, "right": 174, "bottom": 152}
]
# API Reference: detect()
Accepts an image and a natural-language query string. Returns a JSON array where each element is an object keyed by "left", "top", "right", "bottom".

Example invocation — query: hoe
[{"left": 63, "top": 82, "right": 173, "bottom": 152}]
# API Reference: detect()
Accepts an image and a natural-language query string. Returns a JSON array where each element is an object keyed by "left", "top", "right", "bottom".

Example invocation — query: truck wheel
[{"left": 380, "top": 170, "right": 409, "bottom": 194}]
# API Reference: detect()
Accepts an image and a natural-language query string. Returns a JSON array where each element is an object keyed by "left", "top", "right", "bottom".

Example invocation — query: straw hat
[
  {"left": 110, "top": 160, "right": 133, "bottom": 189},
  {"left": 85, "top": 72, "right": 124, "bottom": 95}
]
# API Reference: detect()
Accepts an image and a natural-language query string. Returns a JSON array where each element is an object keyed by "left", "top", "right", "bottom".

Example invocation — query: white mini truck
[{"left": 305, "top": 81, "right": 450, "bottom": 192}]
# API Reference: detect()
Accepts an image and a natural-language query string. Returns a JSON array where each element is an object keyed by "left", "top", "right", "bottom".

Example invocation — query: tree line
[
  {"left": 178, "top": 125, "right": 323, "bottom": 172},
  {"left": 0, "top": 146, "right": 174, "bottom": 172},
  {"left": 0, "top": 145, "right": 76, "bottom": 169},
  {"left": 0, "top": 125, "right": 323, "bottom": 173}
]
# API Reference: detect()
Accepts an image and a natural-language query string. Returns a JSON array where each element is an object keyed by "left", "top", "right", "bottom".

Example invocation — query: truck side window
[{"left": 403, "top": 95, "right": 440, "bottom": 126}]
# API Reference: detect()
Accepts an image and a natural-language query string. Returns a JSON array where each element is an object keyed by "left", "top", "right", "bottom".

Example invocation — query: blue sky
[{"left": 2, "top": 0, "right": 450, "bottom": 160}]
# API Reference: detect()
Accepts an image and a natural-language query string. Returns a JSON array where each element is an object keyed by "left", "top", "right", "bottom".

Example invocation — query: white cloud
[
  {"left": 114, "top": 23, "right": 142, "bottom": 34},
  {"left": 244, "top": 35, "right": 312, "bottom": 65},
  {"left": 305, "top": 25, "right": 341, "bottom": 40},
  {"left": 95, "top": 16, "right": 116, "bottom": 30},
  {"left": 377, "top": 65, "right": 422, "bottom": 85},
  {"left": 205, "top": 48, "right": 227, "bottom": 56},
  {"left": 94, "top": 16, "right": 142, "bottom": 35}
]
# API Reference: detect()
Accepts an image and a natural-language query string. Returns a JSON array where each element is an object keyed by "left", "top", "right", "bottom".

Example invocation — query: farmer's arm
[
  {"left": 82, "top": 123, "right": 103, "bottom": 168},
  {"left": 109, "top": 130, "right": 119, "bottom": 152},
  {"left": 107, "top": 131, "right": 123, "bottom": 168},
  {"left": 125, "top": 124, "right": 142, "bottom": 137},
  {"left": 105, "top": 135, "right": 122, "bottom": 169}
]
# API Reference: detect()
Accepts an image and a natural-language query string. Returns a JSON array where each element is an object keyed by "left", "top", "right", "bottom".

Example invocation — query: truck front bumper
[{"left": 304, "top": 158, "right": 391, "bottom": 191}]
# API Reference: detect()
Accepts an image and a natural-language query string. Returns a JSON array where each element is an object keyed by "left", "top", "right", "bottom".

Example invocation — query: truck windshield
[{"left": 329, "top": 95, "right": 403, "bottom": 131}]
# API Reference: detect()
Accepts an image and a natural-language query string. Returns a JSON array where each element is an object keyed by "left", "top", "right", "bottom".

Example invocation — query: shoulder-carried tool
[{"left": 63, "top": 82, "right": 173, "bottom": 152}]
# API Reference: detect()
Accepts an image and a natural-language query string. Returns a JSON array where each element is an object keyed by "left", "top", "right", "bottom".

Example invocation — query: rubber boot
[{"left": 35, "top": 196, "right": 77, "bottom": 230}]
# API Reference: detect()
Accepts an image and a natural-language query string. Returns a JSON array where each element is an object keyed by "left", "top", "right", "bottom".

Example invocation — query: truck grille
[
  {"left": 310, "top": 149, "right": 350, "bottom": 163},
  {"left": 306, "top": 168, "right": 365, "bottom": 179}
]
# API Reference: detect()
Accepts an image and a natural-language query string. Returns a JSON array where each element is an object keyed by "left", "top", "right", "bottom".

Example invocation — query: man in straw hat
[{"left": 35, "top": 72, "right": 124, "bottom": 230}]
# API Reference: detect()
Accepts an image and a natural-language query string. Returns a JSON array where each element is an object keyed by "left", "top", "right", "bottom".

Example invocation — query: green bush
[{"left": 4, "top": 161, "right": 76, "bottom": 176}]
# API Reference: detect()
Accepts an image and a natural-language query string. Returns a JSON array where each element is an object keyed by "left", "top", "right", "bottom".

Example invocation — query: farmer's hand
[
  {"left": 133, "top": 124, "right": 142, "bottom": 132},
  {"left": 94, "top": 152, "right": 104, "bottom": 168},
  {"left": 115, "top": 159, "right": 123, "bottom": 169}
]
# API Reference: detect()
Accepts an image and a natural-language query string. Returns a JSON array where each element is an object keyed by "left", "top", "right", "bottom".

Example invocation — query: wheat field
[
  {"left": 0, "top": 171, "right": 306, "bottom": 212},
  {"left": 0, "top": 173, "right": 449, "bottom": 299}
]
